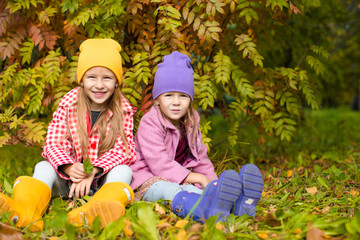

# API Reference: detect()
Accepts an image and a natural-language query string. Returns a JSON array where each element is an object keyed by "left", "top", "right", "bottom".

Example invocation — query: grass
[{"left": 0, "top": 107, "right": 360, "bottom": 239}]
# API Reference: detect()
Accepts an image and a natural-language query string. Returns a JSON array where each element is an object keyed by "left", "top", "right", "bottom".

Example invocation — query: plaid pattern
[{"left": 42, "top": 87, "right": 136, "bottom": 180}]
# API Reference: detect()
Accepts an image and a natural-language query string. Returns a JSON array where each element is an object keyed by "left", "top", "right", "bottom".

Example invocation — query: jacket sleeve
[
  {"left": 91, "top": 111, "right": 136, "bottom": 177},
  {"left": 136, "top": 115, "right": 191, "bottom": 184},
  {"left": 41, "top": 106, "right": 76, "bottom": 179}
]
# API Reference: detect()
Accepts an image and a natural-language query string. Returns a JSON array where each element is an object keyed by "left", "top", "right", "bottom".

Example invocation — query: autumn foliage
[{"left": 0, "top": 0, "right": 325, "bottom": 148}]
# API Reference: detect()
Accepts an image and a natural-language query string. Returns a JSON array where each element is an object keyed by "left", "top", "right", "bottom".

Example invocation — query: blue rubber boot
[
  {"left": 233, "top": 164, "right": 264, "bottom": 217},
  {"left": 172, "top": 170, "right": 242, "bottom": 222}
]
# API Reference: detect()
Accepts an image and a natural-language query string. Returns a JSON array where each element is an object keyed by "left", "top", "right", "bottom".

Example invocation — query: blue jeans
[
  {"left": 142, "top": 181, "right": 203, "bottom": 202},
  {"left": 32, "top": 161, "right": 132, "bottom": 197}
]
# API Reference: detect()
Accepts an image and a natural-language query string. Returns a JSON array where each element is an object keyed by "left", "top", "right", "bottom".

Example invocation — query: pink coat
[
  {"left": 42, "top": 87, "right": 137, "bottom": 179},
  {"left": 130, "top": 105, "right": 218, "bottom": 190}
]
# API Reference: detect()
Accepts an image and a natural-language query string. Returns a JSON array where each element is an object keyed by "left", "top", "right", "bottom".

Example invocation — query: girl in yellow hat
[{"left": 0, "top": 39, "right": 136, "bottom": 231}]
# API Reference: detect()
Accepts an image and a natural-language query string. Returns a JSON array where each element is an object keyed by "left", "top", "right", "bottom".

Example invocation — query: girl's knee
[
  {"left": 33, "top": 161, "right": 55, "bottom": 173},
  {"left": 105, "top": 165, "right": 133, "bottom": 184},
  {"left": 111, "top": 165, "right": 133, "bottom": 175}
]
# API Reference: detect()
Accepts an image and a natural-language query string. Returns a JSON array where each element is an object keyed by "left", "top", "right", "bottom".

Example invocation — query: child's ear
[{"left": 154, "top": 99, "right": 159, "bottom": 106}]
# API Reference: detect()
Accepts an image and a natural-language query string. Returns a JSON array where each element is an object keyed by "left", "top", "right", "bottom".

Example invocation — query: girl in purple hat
[{"left": 130, "top": 51, "right": 264, "bottom": 222}]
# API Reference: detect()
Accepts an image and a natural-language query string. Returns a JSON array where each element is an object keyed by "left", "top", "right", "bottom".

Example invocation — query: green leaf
[
  {"left": 83, "top": 158, "right": 94, "bottom": 174},
  {"left": 317, "top": 176, "right": 330, "bottom": 190}
]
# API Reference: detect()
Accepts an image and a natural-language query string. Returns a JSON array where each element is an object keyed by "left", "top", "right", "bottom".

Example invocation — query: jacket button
[{"left": 91, "top": 143, "right": 97, "bottom": 149}]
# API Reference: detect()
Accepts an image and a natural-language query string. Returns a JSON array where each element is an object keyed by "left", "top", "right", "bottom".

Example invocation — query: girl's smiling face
[
  {"left": 82, "top": 67, "right": 117, "bottom": 111},
  {"left": 154, "top": 92, "right": 191, "bottom": 126}
]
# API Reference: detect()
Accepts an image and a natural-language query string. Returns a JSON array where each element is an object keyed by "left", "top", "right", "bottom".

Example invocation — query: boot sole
[
  {"left": 234, "top": 164, "right": 264, "bottom": 217},
  {"left": 68, "top": 200, "right": 125, "bottom": 228},
  {"left": 208, "top": 170, "right": 242, "bottom": 221},
  {"left": 0, "top": 194, "right": 12, "bottom": 214}
]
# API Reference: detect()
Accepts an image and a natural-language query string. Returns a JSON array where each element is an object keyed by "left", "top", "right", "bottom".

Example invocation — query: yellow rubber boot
[
  {"left": 68, "top": 182, "right": 134, "bottom": 228},
  {"left": 0, "top": 176, "right": 51, "bottom": 232}
]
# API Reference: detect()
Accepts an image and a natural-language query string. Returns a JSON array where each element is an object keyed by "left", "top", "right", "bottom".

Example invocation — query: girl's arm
[
  {"left": 91, "top": 111, "right": 136, "bottom": 177},
  {"left": 42, "top": 106, "right": 77, "bottom": 179}
]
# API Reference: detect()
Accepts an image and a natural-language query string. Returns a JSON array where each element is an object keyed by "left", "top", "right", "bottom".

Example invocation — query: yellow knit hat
[{"left": 76, "top": 38, "right": 123, "bottom": 84}]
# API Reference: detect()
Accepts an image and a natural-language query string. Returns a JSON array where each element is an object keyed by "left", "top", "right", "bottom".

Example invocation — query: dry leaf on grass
[
  {"left": 306, "top": 186, "right": 318, "bottom": 195},
  {"left": 0, "top": 223, "right": 23, "bottom": 240},
  {"left": 257, "top": 232, "right": 268, "bottom": 239},
  {"left": 264, "top": 213, "right": 281, "bottom": 227},
  {"left": 155, "top": 203, "right": 166, "bottom": 215},
  {"left": 175, "top": 219, "right": 189, "bottom": 228},
  {"left": 307, "top": 222, "right": 328, "bottom": 240},
  {"left": 176, "top": 229, "right": 187, "bottom": 240},
  {"left": 123, "top": 218, "right": 133, "bottom": 237}
]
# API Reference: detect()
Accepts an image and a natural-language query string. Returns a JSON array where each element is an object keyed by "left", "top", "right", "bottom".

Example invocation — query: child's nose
[
  {"left": 95, "top": 79, "right": 104, "bottom": 88},
  {"left": 173, "top": 96, "right": 180, "bottom": 104}
]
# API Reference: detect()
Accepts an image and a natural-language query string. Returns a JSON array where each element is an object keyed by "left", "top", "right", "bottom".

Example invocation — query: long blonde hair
[
  {"left": 184, "top": 105, "right": 199, "bottom": 145},
  {"left": 77, "top": 87, "right": 128, "bottom": 159}
]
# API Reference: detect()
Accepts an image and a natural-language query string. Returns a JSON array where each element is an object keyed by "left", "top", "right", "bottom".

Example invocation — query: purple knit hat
[{"left": 152, "top": 51, "right": 194, "bottom": 100}]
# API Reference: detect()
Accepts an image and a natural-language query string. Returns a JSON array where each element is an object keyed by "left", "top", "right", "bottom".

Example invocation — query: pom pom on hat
[
  {"left": 76, "top": 38, "right": 123, "bottom": 84},
  {"left": 152, "top": 51, "right": 194, "bottom": 100}
]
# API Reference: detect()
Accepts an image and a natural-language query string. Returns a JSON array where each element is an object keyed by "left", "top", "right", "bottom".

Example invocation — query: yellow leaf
[
  {"left": 345, "top": 158, "right": 353, "bottom": 164},
  {"left": 175, "top": 219, "right": 189, "bottom": 228},
  {"left": 155, "top": 203, "right": 165, "bottom": 214},
  {"left": 257, "top": 232, "right": 268, "bottom": 239},
  {"left": 198, "top": 24, "right": 206, "bottom": 38},
  {"left": 294, "top": 228, "right": 302, "bottom": 235},
  {"left": 215, "top": 222, "right": 224, "bottom": 231},
  {"left": 176, "top": 229, "right": 187, "bottom": 240},
  {"left": 286, "top": 170, "right": 292, "bottom": 178},
  {"left": 306, "top": 186, "right": 318, "bottom": 195},
  {"left": 123, "top": 218, "right": 133, "bottom": 237},
  {"left": 350, "top": 190, "right": 359, "bottom": 197}
]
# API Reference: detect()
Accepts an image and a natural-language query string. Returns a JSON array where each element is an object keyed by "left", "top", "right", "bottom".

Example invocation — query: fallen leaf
[
  {"left": 307, "top": 222, "right": 327, "bottom": 240},
  {"left": 345, "top": 158, "right": 353, "bottom": 164},
  {"left": 175, "top": 219, "right": 189, "bottom": 228},
  {"left": 306, "top": 186, "right": 318, "bottom": 195},
  {"left": 0, "top": 223, "right": 23, "bottom": 240},
  {"left": 270, "top": 233, "right": 279, "bottom": 238},
  {"left": 350, "top": 190, "right": 359, "bottom": 197},
  {"left": 321, "top": 206, "right": 330, "bottom": 214},
  {"left": 188, "top": 222, "right": 202, "bottom": 233},
  {"left": 215, "top": 222, "right": 224, "bottom": 231},
  {"left": 155, "top": 203, "right": 166, "bottom": 215},
  {"left": 123, "top": 218, "right": 133, "bottom": 237},
  {"left": 176, "top": 229, "right": 187, "bottom": 240},
  {"left": 257, "top": 232, "right": 268, "bottom": 239},
  {"left": 157, "top": 221, "right": 172, "bottom": 230},
  {"left": 264, "top": 213, "right": 281, "bottom": 227},
  {"left": 287, "top": 170, "right": 293, "bottom": 178},
  {"left": 294, "top": 228, "right": 302, "bottom": 235}
]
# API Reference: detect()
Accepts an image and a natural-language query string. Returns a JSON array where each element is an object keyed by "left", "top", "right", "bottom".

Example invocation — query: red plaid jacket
[{"left": 42, "top": 87, "right": 136, "bottom": 180}]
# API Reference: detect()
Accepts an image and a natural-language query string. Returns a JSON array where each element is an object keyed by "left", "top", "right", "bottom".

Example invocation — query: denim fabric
[
  {"left": 32, "top": 161, "right": 132, "bottom": 197},
  {"left": 142, "top": 180, "right": 203, "bottom": 202}
]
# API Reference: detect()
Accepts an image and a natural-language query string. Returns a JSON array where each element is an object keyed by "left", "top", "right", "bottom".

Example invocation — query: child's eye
[
  {"left": 164, "top": 94, "right": 173, "bottom": 97},
  {"left": 181, "top": 94, "right": 189, "bottom": 98}
]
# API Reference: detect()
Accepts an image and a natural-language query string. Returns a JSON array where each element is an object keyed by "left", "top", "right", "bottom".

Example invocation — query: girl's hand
[
  {"left": 61, "top": 162, "right": 86, "bottom": 183},
  {"left": 68, "top": 167, "right": 102, "bottom": 198},
  {"left": 69, "top": 173, "right": 95, "bottom": 198},
  {"left": 184, "top": 172, "right": 210, "bottom": 189}
]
